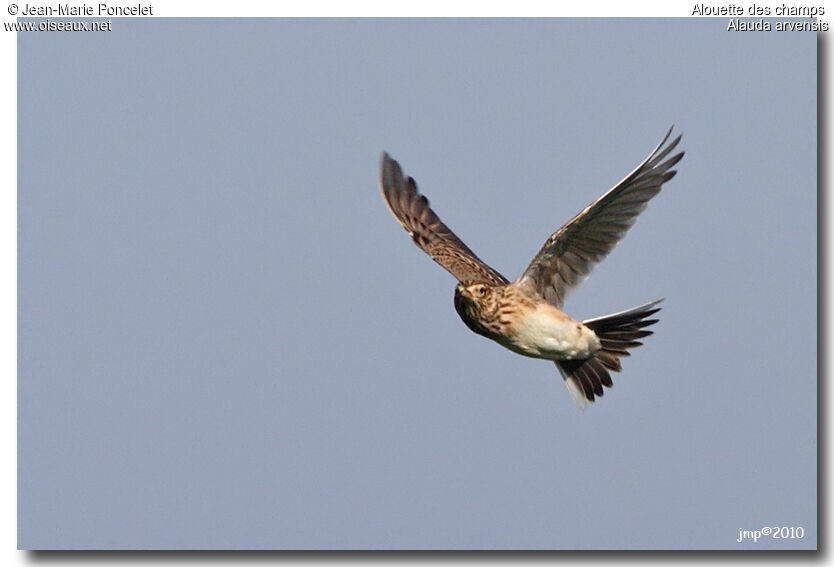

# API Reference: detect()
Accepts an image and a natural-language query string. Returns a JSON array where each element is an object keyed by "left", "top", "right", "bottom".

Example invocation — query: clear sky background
[{"left": 18, "top": 19, "right": 816, "bottom": 550}]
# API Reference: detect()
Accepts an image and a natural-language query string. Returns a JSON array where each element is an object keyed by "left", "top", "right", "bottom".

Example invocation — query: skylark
[{"left": 380, "top": 128, "right": 683, "bottom": 409}]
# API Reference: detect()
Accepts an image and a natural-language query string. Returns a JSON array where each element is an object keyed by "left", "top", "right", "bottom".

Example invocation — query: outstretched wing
[
  {"left": 380, "top": 153, "right": 508, "bottom": 285},
  {"left": 516, "top": 128, "right": 684, "bottom": 307}
]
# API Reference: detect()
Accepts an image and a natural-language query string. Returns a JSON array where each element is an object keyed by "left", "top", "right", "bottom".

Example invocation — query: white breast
[{"left": 508, "top": 306, "right": 600, "bottom": 360}]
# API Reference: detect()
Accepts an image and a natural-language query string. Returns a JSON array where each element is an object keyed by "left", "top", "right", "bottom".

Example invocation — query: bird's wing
[
  {"left": 380, "top": 153, "right": 509, "bottom": 286},
  {"left": 515, "top": 128, "right": 684, "bottom": 307}
]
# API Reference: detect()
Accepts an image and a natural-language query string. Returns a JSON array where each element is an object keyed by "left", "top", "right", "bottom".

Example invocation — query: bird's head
[
  {"left": 454, "top": 282, "right": 495, "bottom": 313},
  {"left": 454, "top": 282, "right": 498, "bottom": 337}
]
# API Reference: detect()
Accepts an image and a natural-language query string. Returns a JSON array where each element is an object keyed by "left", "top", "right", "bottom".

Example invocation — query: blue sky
[{"left": 18, "top": 18, "right": 816, "bottom": 549}]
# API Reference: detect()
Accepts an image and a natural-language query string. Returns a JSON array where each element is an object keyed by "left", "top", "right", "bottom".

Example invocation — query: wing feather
[
  {"left": 516, "top": 128, "right": 684, "bottom": 306},
  {"left": 380, "top": 153, "right": 509, "bottom": 285}
]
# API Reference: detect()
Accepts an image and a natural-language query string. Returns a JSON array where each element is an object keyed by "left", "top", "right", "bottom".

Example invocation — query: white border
[
  {"left": 1, "top": 0, "right": 721, "bottom": 18},
  {"left": 1, "top": 0, "right": 16, "bottom": 560},
  {"left": 2, "top": 2, "right": 826, "bottom": 563}
]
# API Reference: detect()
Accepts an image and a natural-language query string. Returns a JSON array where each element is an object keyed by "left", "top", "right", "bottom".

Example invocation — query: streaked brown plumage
[{"left": 380, "top": 128, "right": 683, "bottom": 409}]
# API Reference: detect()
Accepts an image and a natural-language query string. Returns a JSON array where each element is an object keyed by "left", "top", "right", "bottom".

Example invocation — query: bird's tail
[{"left": 556, "top": 299, "right": 662, "bottom": 410}]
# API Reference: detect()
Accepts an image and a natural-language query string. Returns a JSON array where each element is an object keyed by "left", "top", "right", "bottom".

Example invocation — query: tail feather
[{"left": 556, "top": 299, "right": 662, "bottom": 409}]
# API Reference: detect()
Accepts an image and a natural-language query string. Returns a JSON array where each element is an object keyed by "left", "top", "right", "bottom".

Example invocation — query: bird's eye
[{"left": 478, "top": 287, "right": 487, "bottom": 296}]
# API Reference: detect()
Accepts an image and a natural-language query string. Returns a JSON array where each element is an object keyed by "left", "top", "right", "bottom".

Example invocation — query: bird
[{"left": 379, "top": 128, "right": 683, "bottom": 409}]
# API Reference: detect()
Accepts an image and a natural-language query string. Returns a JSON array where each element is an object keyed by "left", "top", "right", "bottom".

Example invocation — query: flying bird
[{"left": 379, "top": 128, "right": 683, "bottom": 409}]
